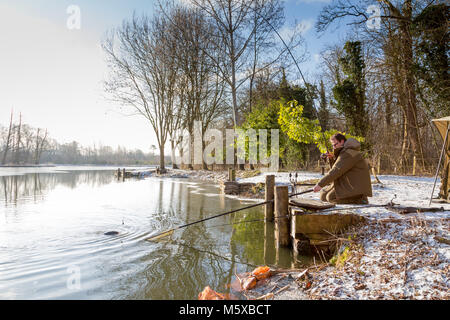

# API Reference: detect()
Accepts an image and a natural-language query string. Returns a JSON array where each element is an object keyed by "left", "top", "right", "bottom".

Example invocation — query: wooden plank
[{"left": 289, "top": 198, "right": 335, "bottom": 210}]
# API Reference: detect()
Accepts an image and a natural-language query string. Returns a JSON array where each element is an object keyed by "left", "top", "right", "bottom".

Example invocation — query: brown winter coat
[{"left": 318, "top": 138, "right": 372, "bottom": 199}]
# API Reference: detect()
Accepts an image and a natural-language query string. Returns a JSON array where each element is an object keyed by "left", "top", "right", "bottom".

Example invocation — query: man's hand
[
  {"left": 313, "top": 184, "right": 322, "bottom": 192},
  {"left": 320, "top": 152, "right": 334, "bottom": 160}
]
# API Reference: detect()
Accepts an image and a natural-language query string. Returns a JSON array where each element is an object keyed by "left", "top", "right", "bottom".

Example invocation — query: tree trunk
[
  {"left": 228, "top": 2, "right": 238, "bottom": 127},
  {"left": 399, "top": 1, "right": 423, "bottom": 170},
  {"left": 1, "top": 111, "right": 13, "bottom": 165},
  {"left": 201, "top": 139, "right": 208, "bottom": 170},
  {"left": 170, "top": 139, "right": 178, "bottom": 169},
  {"left": 188, "top": 131, "right": 194, "bottom": 170},
  {"left": 159, "top": 143, "right": 165, "bottom": 170}
]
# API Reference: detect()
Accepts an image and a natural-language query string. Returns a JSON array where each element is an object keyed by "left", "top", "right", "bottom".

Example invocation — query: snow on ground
[
  {"left": 167, "top": 169, "right": 449, "bottom": 300},
  {"left": 236, "top": 171, "right": 450, "bottom": 220}
]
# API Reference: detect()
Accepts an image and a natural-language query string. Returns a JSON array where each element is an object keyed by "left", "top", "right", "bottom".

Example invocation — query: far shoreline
[{"left": 0, "top": 163, "right": 162, "bottom": 168}]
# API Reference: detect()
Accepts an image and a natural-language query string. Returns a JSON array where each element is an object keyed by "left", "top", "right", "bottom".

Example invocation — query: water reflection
[
  {"left": 0, "top": 171, "right": 117, "bottom": 206},
  {"left": 0, "top": 168, "right": 308, "bottom": 300}
]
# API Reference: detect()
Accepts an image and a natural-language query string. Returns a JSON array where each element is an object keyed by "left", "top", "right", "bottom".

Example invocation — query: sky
[{"left": 0, "top": 0, "right": 350, "bottom": 153}]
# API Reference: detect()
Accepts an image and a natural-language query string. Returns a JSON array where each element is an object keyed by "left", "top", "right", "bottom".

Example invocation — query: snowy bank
[
  {"left": 169, "top": 169, "right": 449, "bottom": 300},
  {"left": 243, "top": 171, "right": 449, "bottom": 300}
]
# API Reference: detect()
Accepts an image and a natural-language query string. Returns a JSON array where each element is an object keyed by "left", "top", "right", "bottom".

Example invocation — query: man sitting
[{"left": 313, "top": 133, "right": 372, "bottom": 204}]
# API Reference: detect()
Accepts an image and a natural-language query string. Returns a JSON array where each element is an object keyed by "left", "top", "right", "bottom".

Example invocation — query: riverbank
[
  {"left": 243, "top": 216, "right": 449, "bottom": 300},
  {"left": 157, "top": 168, "right": 261, "bottom": 182},
  {"left": 164, "top": 169, "right": 449, "bottom": 300}
]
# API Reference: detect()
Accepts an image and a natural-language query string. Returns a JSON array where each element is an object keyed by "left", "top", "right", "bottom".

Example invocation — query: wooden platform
[
  {"left": 220, "top": 181, "right": 260, "bottom": 195},
  {"left": 289, "top": 200, "right": 363, "bottom": 255}
]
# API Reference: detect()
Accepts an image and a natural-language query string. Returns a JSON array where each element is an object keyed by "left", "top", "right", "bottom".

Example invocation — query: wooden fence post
[
  {"left": 274, "top": 185, "right": 290, "bottom": 247},
  {"left": 413, "top": 156, "right": 417, "bottom": 175},
  {"left": 122, "top": 168, "right": 126, "bottom": 181},
  {"left": 228, "top": 168, "right": 235, "bottom": 181}
]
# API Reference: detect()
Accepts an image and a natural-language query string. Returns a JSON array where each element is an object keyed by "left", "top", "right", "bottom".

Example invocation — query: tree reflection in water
[{"left": 0, "top": 171, "right": 117, "bottom": 206}]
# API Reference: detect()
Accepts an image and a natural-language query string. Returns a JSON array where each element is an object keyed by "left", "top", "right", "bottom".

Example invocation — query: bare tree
[
  {"left": 103, "top": 12, "right": 180, "bottom": 170},
  {"left": 187, "top": 0, "right": 287, "bottom": 126},
  {"left": 165, "top": 5, "right": 228, "bottom": 169},
  {"left": 33, "top": 128, "right": 48, "bottom": 165},
  {"left": 20, "top": 124, "right": 34, "bottom": 164}
]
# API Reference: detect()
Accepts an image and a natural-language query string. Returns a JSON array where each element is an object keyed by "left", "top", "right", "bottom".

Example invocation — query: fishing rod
[
  {"left": 205, "top": 202, "right": 397, "bottom": 230},
  {"left": 153, "top": 199, "right": 398, "bottom": 238},
  {"left": 146, "top": 188, "right": 313, "bottom": 241}
]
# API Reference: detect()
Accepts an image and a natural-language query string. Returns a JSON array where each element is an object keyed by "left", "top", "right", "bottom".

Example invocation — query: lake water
[{"left": 0, "top": 166, "right": 308, "bottom": 300}]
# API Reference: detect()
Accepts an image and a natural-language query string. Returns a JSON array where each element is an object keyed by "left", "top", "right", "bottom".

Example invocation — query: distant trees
[
  {"left": 0, "top": 111, "right": 49, "bottom": 165},
  {"left": 43, "top": 141, "right": 163, "bottom": 165},
  {"left": 1, "top": 111, "right": 14, "bottom": 165},
  {"left": 0, "top": 113, "right": 158, "bottom": 166}
]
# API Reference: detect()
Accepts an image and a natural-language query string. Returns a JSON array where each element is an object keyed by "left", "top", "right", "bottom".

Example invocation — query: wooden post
[
  {"left": 228, "top": 168, "right": 235, "bottom": 182},
  {"left": 122, "top": 168, "right": 126, "bottom": 181},
  {"left": 265, "top": 175, "right": 275, "bottom": 221},
  {"left": 413, "top": 156, "right": 417, "bottom": 175},
  {"left": 117, "top": 168, "right": 121, "bottom": 179},
  {"left": 274, "top": 185, "right": 290, "bottom": 247}
]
